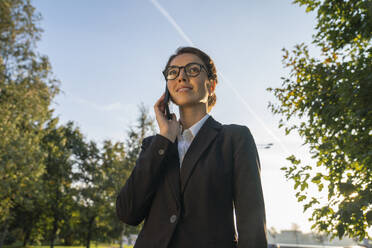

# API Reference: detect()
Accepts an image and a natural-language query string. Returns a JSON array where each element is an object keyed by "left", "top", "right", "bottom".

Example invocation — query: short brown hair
[{"left": 164, "top": 47, "right": 218, "bottom": 112}]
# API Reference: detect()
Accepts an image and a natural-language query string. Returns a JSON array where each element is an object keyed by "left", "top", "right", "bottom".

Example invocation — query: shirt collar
[
  {"left": 188, "top": 113, "right": 210, "bottom": 137},
  {"left": 178, "top": 113, "right": 210, "bottom": 139}
]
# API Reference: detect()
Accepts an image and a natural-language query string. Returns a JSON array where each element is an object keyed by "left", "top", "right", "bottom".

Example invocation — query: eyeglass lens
[{"left": 166, "top": 63, "right": 202, "bottom": 80}]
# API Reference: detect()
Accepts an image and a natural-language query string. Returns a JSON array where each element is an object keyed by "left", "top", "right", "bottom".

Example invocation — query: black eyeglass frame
[{"left": 162, "top": 62, "right": 209, "bottom": 80}]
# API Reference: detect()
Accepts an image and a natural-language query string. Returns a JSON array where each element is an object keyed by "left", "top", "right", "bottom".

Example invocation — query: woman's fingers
[
  {"left": 154, "top": 92, "right": 165, "bottom": 108},
  {"left": 154, "top": 94, "right": 179, "bottom": 142},
  {"left": 154, "top": 93, "right": 166, "bottom": 116}
]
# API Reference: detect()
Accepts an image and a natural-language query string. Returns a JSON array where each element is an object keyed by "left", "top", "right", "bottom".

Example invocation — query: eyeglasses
[{"left": 163, "top": 62, "right": 208, "bottom": 80}]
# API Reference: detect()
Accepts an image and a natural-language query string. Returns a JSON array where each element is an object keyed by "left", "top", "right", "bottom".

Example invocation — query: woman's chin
[
  {"left": 176, "top": 102, "right": 207, "bottom": 110},
  {"left": 172, "top": 95, "right": 207, "bottom": 107},
  {"left": 172, "top": 98, "right": 194, "bottom": 106}
]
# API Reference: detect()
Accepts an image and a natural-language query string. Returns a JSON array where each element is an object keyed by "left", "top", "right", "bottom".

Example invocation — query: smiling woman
[
  {"left": 116, "top": 47, "right": 268, "bottom": 248},
  {"left": 163, "top": 47, "right": 218, "bottom": 115}
]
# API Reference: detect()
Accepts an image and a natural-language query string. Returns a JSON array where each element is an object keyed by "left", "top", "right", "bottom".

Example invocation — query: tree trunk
[
  {"left": 50, "top": 213, "right": 59, "bottom": 248},
  {"left": 50, "top": 184, "right": 61, "bottom": 248},
  {"left": 119, "top": 224, "right": 126, "bottom": 248},
  {"left": 0, "top": 220, "right": 10, "bottom": 248},
  {"left": 86, "top": 216, "right": 95, "bottom": 248},
  {"left": 63, "top": 233, "right": 73, "bottom": 246},
  {"left": 23, "top": 227, "right": 31, "bottom": 247}
]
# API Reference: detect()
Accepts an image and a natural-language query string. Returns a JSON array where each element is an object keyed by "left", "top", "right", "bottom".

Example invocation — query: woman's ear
[{"left": 208, "top": 80, "right": 216, "bottom": 94}]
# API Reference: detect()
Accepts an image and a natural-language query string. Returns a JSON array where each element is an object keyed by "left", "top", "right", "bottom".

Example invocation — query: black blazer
[{"left": 116, "top": 116, "right": 267, "bottom": 248}]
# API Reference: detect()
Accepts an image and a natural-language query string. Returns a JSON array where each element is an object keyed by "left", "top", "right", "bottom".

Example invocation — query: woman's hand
[{"left": 154, "top": 93, "right": 180, "bottom": 143}]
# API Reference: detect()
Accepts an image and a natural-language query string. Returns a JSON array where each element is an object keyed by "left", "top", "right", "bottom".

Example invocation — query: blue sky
[{"left": 34, "top": 0, "right": 321, "bottom": 233}]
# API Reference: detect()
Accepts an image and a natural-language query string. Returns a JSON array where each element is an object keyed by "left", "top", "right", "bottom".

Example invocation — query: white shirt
[{"left": 177, "top": 114, "right": 210, "bottom": 167}]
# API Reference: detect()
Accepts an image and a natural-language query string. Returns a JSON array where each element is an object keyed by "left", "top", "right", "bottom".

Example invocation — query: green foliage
[
  {"left": 70, "top": 104, "right": 155, "bottom": 246},
  {"left": 0, "top": 0, "right": 157, "bottom": 245},
  {"left": 121, "top": 103, "right": 156, "bottom": 237},
  {"left": 294, "top": 0, "right": 372, "bottom": 49},
  {"left": 267, "top": 0, "right": 372, "bottom": 241},
  {"left": 125, "top": 103, "right": 156, "bottom": 166},
  {"left": 5, "top": 105, "right": 155, "bottom": 245},
  {"left": 41, "top": 121, "right": 85, "bottom": 246},
  {"left": 0, "top": 0, "right": 59, "bottom": 228}
]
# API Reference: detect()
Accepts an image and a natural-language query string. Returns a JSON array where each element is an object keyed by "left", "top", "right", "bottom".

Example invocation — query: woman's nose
[{"left": 178, "top": 68, "right": 188, "bottom": 82}]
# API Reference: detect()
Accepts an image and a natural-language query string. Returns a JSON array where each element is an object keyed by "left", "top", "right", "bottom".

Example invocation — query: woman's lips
[{"left": 177, "top": 87, "right": 192, "bottom": 92}]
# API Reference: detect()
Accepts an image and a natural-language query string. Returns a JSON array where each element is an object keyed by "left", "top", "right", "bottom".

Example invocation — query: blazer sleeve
[
  {"left": 232, "top": 126, "right": 268, "bottom": 248},
  {"left": 116, "top": 134, "right": 178, "bottom": 226}
]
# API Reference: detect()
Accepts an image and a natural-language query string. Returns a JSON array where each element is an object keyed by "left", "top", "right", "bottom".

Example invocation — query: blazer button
[
  {"left": 170, "top": 214, "right": 177, "bottom": 223},
  {"left": 158, "top": 149, "right": 165, "bottom": 155}
]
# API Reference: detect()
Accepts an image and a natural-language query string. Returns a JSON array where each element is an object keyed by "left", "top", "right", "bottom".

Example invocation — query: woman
[{"left": 116, "top": 47, "right": 268, "bottom": 248}]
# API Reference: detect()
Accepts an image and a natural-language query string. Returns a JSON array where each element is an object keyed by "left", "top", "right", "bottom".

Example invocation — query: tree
[
  {"left": 74, "top": 102, "right": 156, "bottom": 248},
  {"left": 41, "top": 120, "right": 85, "bottom": 248},
  {"left": 0, "top": 0, "right": 59, "bottom": 246},
  {"left": 74, "top": 139, "right": 104, "bottom": 248},
  {"left": 3, "top": 120, "right": 87, "bottom": 247},
  {"left": 267, "top": 0, "right": 371, "bottom": 241},
  {"left": 100, "top": 103, "right": 156, "bottom": 247},
  {"left": 125, "top": 103, "right": 156, "bottom": 166},
  {"left": 120, "top": 103, "right": 155, "bottom": 244},
  {"left": 100, "top": 140, "right": 126, "bottom": 243}
]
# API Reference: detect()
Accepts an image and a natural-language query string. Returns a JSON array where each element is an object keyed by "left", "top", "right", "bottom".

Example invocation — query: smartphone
[{"left": 164, "top": 85, "right": 172, "bottom": 120}]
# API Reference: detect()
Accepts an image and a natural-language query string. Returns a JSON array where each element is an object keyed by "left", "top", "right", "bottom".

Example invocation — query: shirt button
[
  {"left": 158, "top": 149, "right": 165, "bottom": 155},
  {"left": 170, "top": 214, "right": 177, "bottom": 223}
]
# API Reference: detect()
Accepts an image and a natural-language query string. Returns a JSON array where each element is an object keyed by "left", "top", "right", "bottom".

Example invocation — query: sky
[{"left": 33, "top": 0, "right": 323, "bottom": 233}]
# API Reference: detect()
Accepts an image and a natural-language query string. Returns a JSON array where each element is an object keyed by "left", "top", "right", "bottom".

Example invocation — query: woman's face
[{"left": 166, "top": 53, "right": 213, "bottom": 109}]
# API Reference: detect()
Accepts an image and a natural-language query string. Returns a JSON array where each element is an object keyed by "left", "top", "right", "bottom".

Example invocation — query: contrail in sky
[
  {"left": 218, "top": 73, "right": 291, "bottom": 154},
  {"left": 149, "top": 0, "right": 290, "bottom": 155},
  {"left": 149, "top": 0, "right": 194, "bottom": 46}
]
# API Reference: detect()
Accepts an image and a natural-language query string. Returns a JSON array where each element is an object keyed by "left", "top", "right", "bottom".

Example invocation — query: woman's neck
[{"left": 179, "top": 104, "right": 208, "bottom": 130}]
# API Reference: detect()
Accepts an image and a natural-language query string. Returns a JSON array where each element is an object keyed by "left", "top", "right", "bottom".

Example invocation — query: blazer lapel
[
  {"left": 180, "top": 116, "right": 222, "bottom": 193},
  {"left": 165, "top": 137, "right": 181, "bottom": 208}
]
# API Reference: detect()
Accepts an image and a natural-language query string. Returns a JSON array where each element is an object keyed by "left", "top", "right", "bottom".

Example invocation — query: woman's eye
[
  {"left": 168, "top": 69, "right": 177, "bottom": 75},
  {"left": 189, "top": 66, "right": 200, "bottom": 73}
]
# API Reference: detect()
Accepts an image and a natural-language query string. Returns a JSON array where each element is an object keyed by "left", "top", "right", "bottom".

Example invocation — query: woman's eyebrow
[{"left": 169, "top": 62, "right": 198, "bottom": 67}]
